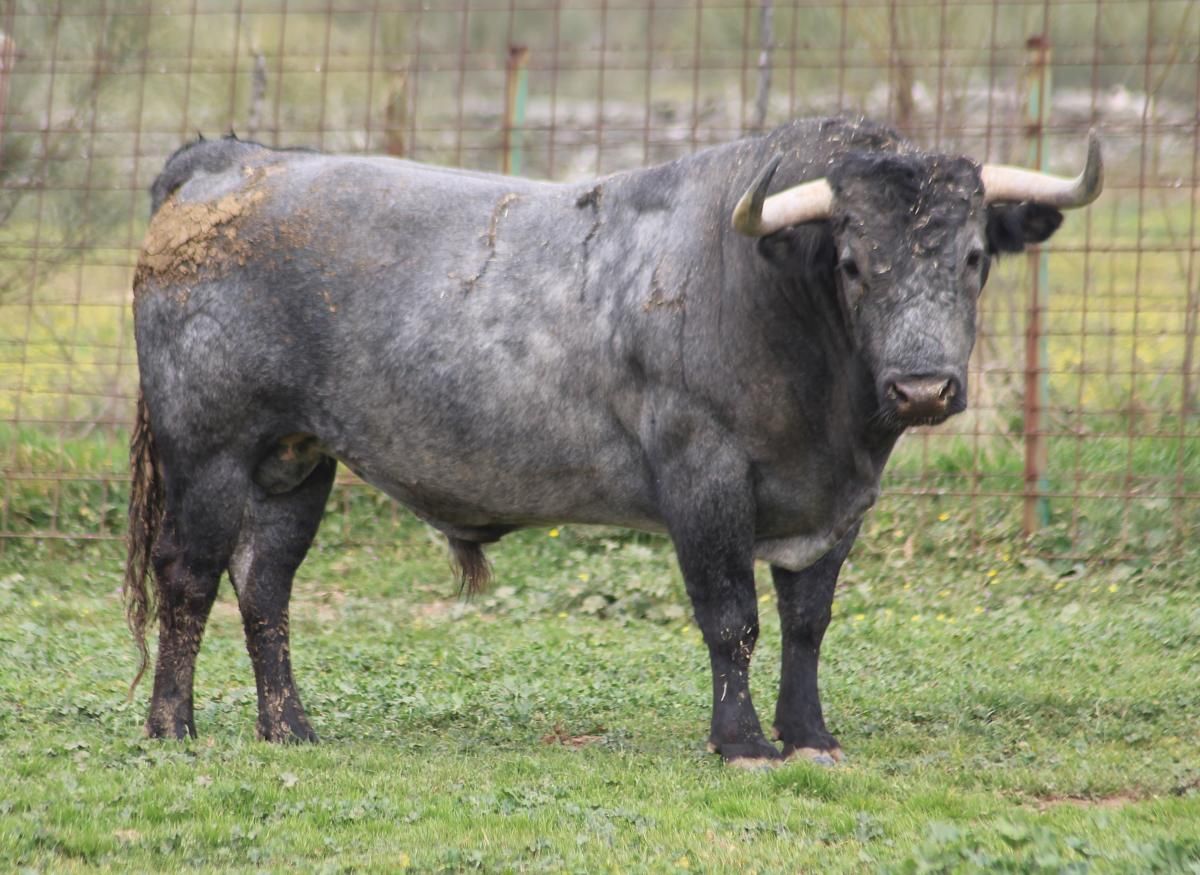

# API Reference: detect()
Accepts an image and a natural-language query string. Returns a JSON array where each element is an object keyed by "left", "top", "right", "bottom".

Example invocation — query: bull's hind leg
[
  {"left": 770, "top": 523, "right": 860, "bottom": 764},
  {"left": 228, "top": 455, "right": 336, "bottom": 742},
  {"left": 146, "top": 456, "right": 249, "bottom": 739}
]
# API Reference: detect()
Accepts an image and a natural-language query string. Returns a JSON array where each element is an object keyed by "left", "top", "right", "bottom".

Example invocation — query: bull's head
[{"left": 733, "top": 132, "right": 1102, "bottom": 430}]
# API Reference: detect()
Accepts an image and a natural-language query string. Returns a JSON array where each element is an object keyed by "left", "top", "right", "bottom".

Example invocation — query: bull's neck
[
  {"left": 598, "top": 148, "right": 894, "bottom": 461},
  {"left": 743, "top": 244, "right": 895, "bottom": 461}
]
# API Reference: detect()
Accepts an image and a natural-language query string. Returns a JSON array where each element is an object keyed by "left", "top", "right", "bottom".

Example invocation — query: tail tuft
[
  {"left": 448, "top": 538, "right": 492, "bottom": 598},
  {"left": 124, "top": 388, "right": 164, "bottom": 698}
]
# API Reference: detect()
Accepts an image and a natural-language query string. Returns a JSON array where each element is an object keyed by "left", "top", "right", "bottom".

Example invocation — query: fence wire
[{"left": 1, "top": 0, "right": 1197, "bottom": 559}]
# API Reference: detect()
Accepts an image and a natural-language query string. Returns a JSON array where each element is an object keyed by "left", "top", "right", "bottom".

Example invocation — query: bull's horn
[
  {"left": 981, "top": 129, "right": 1103, "bottom": 208},
  {"left": 732, "top": 156, "right": 833, "bottom": 236}
]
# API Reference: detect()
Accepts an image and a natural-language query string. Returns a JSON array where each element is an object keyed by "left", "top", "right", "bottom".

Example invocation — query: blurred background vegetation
[{"left": 0, "top": 0, "right": 1196, "bottom": 558}]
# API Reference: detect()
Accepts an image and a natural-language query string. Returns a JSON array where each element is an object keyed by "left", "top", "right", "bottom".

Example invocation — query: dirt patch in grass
[
  {"left": 1031, "top": 792, "right": 1145, "bottom": 811},
  {"left": 541, "top": 723, "right": 605, "bottom": 749}
]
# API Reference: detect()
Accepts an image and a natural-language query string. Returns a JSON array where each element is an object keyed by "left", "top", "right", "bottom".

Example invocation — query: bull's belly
[
  {"left": 338, "top": 445, "right": 876, "bottom": 573},
  {"left": 327, "top": 435, "right": 663, "bottom": 536},
  {"left": 362, "top": 469, "right": 663, "bottom": 534}
]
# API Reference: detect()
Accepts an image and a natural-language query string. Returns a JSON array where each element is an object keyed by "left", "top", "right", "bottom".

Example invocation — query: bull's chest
[{"left": 750, "top": 453, "right": 883, "bottom": 571}]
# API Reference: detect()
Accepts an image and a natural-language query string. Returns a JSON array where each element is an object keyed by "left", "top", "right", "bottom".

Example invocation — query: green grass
[{"left": 1, "top": 509, "right": 1198, "bottom": 872}]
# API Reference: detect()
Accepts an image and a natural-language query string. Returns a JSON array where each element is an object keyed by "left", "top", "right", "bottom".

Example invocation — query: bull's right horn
[
  {"left": 732, "top": 157, "right": 833, "bottom": 237},
  {"left": 981, "top": 129, "right": 1103, "bottom": 208}
]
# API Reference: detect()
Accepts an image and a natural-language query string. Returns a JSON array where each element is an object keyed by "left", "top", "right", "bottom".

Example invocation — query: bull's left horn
[
  {"left": 732, "top": 156, "right": 833, "bottom": 237},
  {"left": 981, "top": 128, "right": 1103, "bottom": 209}
]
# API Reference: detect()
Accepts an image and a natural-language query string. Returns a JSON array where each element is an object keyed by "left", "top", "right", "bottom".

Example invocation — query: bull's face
[
  {"left": 827, "top": 154, "right": 1061, "bottom": 429},
  {"left": 732, "top": 133, "right": 1101, "bottom": 432}
]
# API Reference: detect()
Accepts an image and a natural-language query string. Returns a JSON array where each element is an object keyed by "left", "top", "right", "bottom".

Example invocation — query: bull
[{"left": 125, "top": 117, "right": 1101, "bottom": 766}]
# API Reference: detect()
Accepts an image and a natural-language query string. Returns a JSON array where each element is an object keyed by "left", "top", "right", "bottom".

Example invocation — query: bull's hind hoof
[
  {"left": 783, "top": 745, "right": 844, "bottom": 766},
  {"left": 257, "top": 717, "right": 318, "bottom": 744},
  {"left": 145, "top": 706, "right": 195, "bottom": 740},
  {"left": 257, "top": 706, "right": 318, "bottom": 743},
  {"left": 260, "top": 727, "right": 318, "bottom": 744}
]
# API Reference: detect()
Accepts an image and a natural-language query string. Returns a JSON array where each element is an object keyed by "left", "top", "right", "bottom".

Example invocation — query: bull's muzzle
[{"left": 881, "top": 373, "right": 964, "bottom": 426}]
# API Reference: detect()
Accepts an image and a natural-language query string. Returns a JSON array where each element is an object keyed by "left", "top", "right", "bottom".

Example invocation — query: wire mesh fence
[{"left": 1, "top": 0, "right": 1197, "bottom": 558}]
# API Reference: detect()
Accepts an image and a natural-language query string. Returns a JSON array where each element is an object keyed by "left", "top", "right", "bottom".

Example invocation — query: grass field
[{"left": 1, "top": 504, "right": 1197, "bottom": 873}]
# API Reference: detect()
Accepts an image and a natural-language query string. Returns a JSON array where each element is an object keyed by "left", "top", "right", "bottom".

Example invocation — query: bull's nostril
[
  {"left": 938, "top": 379, "right": 955, "bottom": 401},
  {"left": 887, "top": 382, "right": 906, "bottom": 403}
]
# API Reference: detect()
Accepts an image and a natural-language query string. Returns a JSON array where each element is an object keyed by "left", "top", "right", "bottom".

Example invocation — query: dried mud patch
[{"left": 133, "top": 164, "right": 283, "bottom": 299}]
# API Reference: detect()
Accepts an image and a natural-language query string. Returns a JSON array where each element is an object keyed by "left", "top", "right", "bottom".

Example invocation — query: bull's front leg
[
  {"left": 660, "top": 455, "right": 779, "bottom": 767},
  {"left": 770, "top": 523, "right": 860, "bottom": 764}
]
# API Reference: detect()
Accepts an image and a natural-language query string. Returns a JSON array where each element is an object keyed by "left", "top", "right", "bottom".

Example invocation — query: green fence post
[{"left": 503, "top": 46, "right": 529, "bottom": 176}]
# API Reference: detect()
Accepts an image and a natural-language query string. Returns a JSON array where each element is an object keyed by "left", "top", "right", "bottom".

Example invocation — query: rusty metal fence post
[{"left": 1022, "top": 34, "right": 1052, "bottom": 536}]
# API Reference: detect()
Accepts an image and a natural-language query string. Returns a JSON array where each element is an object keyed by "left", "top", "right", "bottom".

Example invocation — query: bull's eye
[
  {"left": 965, "top": 248, "right": 984, "bottom": 271},
  {"left": 838, "top": 258, "right": 861, "bottom": 281}
]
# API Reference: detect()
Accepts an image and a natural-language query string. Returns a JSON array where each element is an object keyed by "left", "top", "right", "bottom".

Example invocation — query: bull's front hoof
[
  {"left": 725, "top": 756, "right": 784, "bottom": 771},
  {"left": 783, "top": 745, "right": 844, "bottom": 766},
  {"left": 708, "top": 738, "right": 783, "bottom": 769}
]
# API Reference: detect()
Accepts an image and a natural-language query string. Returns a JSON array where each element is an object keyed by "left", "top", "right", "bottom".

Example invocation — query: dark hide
[{"left": 126, "top": 118, "right": 1071, "bottom": 761}]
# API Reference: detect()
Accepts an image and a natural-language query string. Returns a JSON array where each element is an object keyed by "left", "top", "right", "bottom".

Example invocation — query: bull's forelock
[{"left": 827, "top": 151, "right": 983, "bottom": 253}]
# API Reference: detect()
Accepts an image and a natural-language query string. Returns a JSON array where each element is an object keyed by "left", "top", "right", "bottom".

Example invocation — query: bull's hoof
[
  {"left": 259, "top": 726, "right": 318, "bottom": 744},
  {"left": 774, "top": 725, "right": 843, "bottom": 765},
  {"left": 257, "top": 701, "right": 318, "bottom": 743},
  {"left": 783, "top": 745, "right": 844, "bottom": 766},
  {"left": 257, "top": 714, "right": 318, "bottom": 743},
  {"left": 725, "top": 756, "right": 784, "bottom": 771},
  {"left": 144, "top": 704, "right": 195, "bottom": 740},
  {"left": 708, "top": 737, "right": 783, "bottom": 768}
]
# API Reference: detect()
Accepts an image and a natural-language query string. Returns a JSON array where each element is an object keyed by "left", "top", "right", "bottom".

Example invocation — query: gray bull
[{"left": 126, "top": 117, "right": 1101, "bottom": 766}]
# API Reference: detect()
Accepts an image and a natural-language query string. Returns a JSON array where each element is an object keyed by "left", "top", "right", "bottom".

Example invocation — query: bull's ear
[
  {"left": 756, "top": 222, "right": 836, "bottom": 274},
  {"left": 986, "top": 203, "right": 1063, "bottom": 255}
]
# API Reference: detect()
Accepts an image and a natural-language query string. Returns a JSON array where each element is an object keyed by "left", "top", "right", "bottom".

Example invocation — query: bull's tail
[
  {"left": 124, "top": 387, "right": 164, "bottom": 697},
  {"left": 449, "top": 537, "right": 492, "bottom": 598}
]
